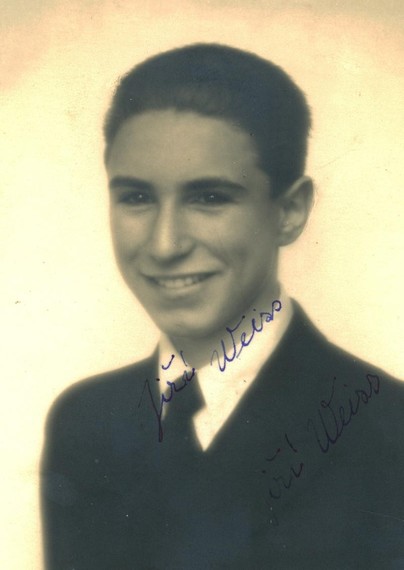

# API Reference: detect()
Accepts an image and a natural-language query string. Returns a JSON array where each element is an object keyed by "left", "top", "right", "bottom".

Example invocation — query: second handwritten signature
[{"left": 265, "top": 373, "right": 380, "bottom": 505}]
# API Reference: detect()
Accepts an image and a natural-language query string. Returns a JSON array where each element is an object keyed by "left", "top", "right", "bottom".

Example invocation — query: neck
[{"left": 169, "top": 283, "right": 282, "bottom": 370}]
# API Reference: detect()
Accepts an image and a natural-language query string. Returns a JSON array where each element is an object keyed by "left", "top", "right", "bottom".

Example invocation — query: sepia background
[{"left": 1, "top": 0, "right": 404, "bottom": 567}]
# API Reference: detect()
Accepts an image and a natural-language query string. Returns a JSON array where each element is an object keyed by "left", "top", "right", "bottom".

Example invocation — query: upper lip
[{"left": 142, "top": 272, "right": 216, "bottom": 280}]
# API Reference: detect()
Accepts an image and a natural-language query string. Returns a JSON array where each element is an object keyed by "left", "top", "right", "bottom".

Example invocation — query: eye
[
  {"left": 189, "top": 191, "right": 233, "bottom": 206},
  {"left": 117, "top": 190, "right": 154, "bottom": 206}
]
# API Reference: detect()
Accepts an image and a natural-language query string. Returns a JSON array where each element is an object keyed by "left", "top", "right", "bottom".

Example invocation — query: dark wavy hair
[{"left": 104, "top": 43, "right": 311, "bottom": 197}]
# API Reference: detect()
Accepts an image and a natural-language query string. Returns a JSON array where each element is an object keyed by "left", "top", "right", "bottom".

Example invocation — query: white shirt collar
[{"left": 157, "top": 286, "right": 293, "bottom": 451}]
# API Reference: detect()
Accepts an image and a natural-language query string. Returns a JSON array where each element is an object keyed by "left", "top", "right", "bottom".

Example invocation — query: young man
[{"left": 41, "top": 44, "right": 404, "bottom": 569}]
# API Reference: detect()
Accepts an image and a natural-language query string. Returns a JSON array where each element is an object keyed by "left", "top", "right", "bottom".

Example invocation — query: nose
[{"left": 146, "top": 203, "right": 194, "bottom": 262}]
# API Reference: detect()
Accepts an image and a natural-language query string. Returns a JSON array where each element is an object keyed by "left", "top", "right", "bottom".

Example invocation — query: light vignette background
[{"left": 1, "top": 1, "right": 404, "bottom": 567}]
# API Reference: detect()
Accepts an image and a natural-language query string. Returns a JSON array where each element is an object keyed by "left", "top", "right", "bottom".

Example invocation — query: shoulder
[
  {"left": 288, "top": 300, "right": 404, "bottom": 432},
  {"left": 44, "top": 355, "right": 157, "bottom": 435},
  {"left": 289, "top": 299, "right": 401, "bottom": 380}
]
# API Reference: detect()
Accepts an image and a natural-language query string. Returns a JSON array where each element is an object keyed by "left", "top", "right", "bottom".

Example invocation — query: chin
[{"left": 155, "top": 314, "right": 224, "bottom": 341}]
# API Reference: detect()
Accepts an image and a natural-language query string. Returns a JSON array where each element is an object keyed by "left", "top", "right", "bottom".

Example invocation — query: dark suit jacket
[{"left": 41, "top": 302, "right": 404, "bottom": 569}]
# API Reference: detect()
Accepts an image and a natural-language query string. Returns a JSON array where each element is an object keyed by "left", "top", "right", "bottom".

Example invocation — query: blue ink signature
[
  {"left": 140, "top": 300, "right": 282, "bottom": 441},
  {"left": 161, "top": 351, "right": 189, "bottom": 371},
  {"left": 140, "top": 351, "right": 196, "bottom": 442},
  {"left": 161, "top": 354, "right": 175, "bottom": 370},
  {"left": 210, "top": 300, "right": 282, "bottom": 372},
  {"left": 265, "top": 373, "right": 380, "bottom": 510}
]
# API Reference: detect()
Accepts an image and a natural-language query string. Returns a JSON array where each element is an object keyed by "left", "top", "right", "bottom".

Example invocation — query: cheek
[
  {"left": 210, "top": 218, "right": 274, "bottom": 269},
  {"left": 110, "top": 214, "right": 145, "bottom": 259}
]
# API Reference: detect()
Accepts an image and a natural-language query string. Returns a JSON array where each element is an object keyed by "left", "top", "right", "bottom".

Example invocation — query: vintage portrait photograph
[{"left": 1, "top": 1, "right": 404, "bottom": 568}]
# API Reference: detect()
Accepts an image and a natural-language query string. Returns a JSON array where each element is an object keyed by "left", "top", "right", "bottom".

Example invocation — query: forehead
[{"left": 106, "top": 109, "right": 262, "bottom": 183}]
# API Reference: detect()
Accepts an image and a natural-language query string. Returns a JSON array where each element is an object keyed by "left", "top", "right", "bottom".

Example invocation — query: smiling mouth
[{"left": 146, "top": 274, "right": 214, "bottom": 289}]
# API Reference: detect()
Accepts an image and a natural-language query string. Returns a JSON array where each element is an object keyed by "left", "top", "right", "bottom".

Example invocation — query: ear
[{"left": 276, "top": 176, "right": 313, "bottom": 246}]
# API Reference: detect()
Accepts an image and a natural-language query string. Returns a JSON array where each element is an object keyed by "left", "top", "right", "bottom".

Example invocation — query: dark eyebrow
[
  {"left": 185, "top": 177, "right": 247, "bottom": 193},
  {"left": 109, "top": 176, "right": 152, "bottom": 191},
  {"left": 109, "top": 175, "right": 247, "bottom": 194}
]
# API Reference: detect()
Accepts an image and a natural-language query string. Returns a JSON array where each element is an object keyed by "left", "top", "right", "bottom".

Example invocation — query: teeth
[{"left": 155, "top": 276, "right": 205, "bottom": 289}]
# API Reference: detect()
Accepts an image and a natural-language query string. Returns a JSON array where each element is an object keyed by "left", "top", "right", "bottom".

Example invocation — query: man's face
[{"left": 106, "top": 109, "right": 283, "bottom": 341}]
